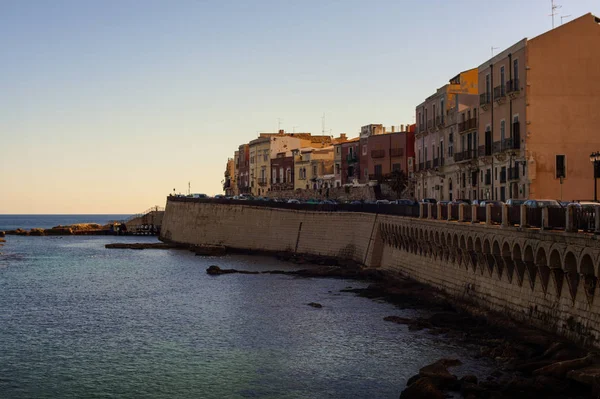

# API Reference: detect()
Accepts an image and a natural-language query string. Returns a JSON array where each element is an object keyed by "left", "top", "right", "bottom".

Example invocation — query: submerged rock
[
  {"left": 307, "top": 302, "right": 323, "bottom": 308},
  {"left": 206, "top": 265, "right": 259, "bottom": 275}
]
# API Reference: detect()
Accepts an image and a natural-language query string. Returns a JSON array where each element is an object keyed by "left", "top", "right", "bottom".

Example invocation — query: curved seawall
[{"left": 161, "top": 198, "right": 600, "bottom": 348}]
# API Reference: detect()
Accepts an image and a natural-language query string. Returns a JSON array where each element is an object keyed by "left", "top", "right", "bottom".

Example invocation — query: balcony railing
[
  {"left": 258, "top": 178, "right": 268, "bottom": 186},
  {"left": 479, "top": 93, "right": 491, "bottom": 106},
  {"left": 347, "top": 154, "right": 358, "bottom": 163},
  {"left": 492, "top": 141, "right": 502, "bottom": 153},
  {"left": 390, "top": 148, "right": 404, "bottom": 157},
  {"left": 458, "top": 117, "right": 477, "bottom": 133},
  {"left": 493, "top": 85, "right": 506, "bottom": 99},
  {"left": 427, "top": 119, "right": 434, "bottom": 131},
  {"left": 371, "top": 149, "right": 386, "bottom": 158},
  {"left": 435, "top": 115, "right": 444, "bottom": 127},
  {"left": 507, "top": 78, "right": 520, "bottom": 94}
]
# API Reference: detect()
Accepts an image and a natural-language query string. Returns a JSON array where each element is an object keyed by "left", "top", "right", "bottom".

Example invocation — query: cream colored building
[{"left": 294, "top": 147, "right": 335, "bottom": 190}]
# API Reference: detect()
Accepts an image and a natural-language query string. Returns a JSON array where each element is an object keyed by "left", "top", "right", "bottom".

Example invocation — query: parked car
[
  {"left": 375, "top": 200, "right": 391, "bottom": 205},
  {"left": 421, "top": 198, "right": 437, "bottom": 204},
  {"left": 450, "top": 199, "right": 471, "bottom": 205},
  {"left": 478, "top": 200, "right": 504, "bottom": 207},
  {"left": 506, "top": 199, "right": 525, "bottom": 207},
  {"left": 350, "top": 200, "right": 362, "bottom": 205},
  {"left": 190, "top": 193, "right": 208, "bottom": 199},
  {"left": 523, "top": 199, "right": 562, "bottom": 208},
  {"left": 438, "top": 201, "right": 450, "bottom": 206},
  {"left": 287, "top": 199, "right": 300, "bottom": 204},
  {"left": 395, "top": 199, "right": 416, "bottom": 206}
]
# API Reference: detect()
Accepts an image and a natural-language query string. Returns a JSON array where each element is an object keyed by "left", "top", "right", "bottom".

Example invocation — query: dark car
[
  {"left": 450, "top": 199, "right": 471, "bottom": 205},
  {"left": 479, "top": 200, "right": 504, "bottom": 207},
  {"left": 506, "top": 199, "right": 525, "bottom": 207},
  {"left": 421, "top": 198, "right": 437, "bottom": 204},
  {"left": 395, "top": 199, "right": 416, "bottom": 206},
  {"left": 523, "top": 199, "right": 561, "bottom": 208}
]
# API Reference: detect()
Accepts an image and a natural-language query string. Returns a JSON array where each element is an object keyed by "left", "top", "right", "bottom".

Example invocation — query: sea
[{"left": 0, "top": 215, "right": 492, "bottom": 398}]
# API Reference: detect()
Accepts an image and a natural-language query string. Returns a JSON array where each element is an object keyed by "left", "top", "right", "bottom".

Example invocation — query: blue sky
[{"left": 1, "top": 0, "right": 598, "bottom": 213}]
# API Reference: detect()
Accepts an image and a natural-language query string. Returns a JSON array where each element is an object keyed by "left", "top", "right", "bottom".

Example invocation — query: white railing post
[
  {"left": 541, "top": 207, "right": 549, "bottom": 230},
  {"left": 502, "top": 204, "right": 509, "bottom": 227},
  {"left": 486, "top": 204, "right": 492, "bottom": 225},
  {"left": 520, "top": 204, "right": 527, "bottom": 227}
]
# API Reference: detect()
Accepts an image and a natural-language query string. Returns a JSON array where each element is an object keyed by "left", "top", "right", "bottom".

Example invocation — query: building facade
[
  {"left": 366, "top": 125, "right": 415, "bottom": 180},
  {"left": 341, "top": 138, "right": 360, "bottom": 186},
  {"left": 237, "top": 144, "right": 250, "bottom": 194},
  {"left": 270, "top": 152, "right": 294, "bottom": 192}
]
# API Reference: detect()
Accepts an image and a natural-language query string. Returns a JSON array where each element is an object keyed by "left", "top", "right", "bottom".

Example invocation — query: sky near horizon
[{"left": 1, "top": 0, "right": 598, "bottom": 214}]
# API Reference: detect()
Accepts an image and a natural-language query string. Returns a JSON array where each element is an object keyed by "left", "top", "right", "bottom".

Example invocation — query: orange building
[{"left": 476, "top": 13, "right": 600, "bottom": 202}]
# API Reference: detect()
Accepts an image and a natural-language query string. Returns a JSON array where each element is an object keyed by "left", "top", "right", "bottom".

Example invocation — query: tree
[{"left": 378, "top": 169, "right": 408, "bottom": 197}]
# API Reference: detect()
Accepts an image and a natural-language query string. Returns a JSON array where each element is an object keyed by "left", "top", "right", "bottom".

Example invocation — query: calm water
[
  {"left": 0, "top": 216, "right": 492, "bottom": 398},
  {"left": 0, "top": 215, "right": 131, "bottom": 231}
]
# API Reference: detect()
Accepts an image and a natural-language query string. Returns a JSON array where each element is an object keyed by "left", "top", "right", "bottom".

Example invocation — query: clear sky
[{"left": 1, "top": 0, "right": 598, "bottom": 214}]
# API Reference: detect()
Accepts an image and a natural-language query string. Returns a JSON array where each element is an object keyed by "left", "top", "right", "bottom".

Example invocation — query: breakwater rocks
[
  {"left": 6, "top": 224, "right": 114, "bottom": 236},
  {"left": 205, "top": 264, "right": 600, "bottom": 397}
]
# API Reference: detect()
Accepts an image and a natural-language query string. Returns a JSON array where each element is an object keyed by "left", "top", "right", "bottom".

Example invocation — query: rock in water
[
  {"left": 0, "top": 231, "right": 5, "bottom": 237},
  {"left": 307, "top": 302, "right": 323, "bottom": 308}
]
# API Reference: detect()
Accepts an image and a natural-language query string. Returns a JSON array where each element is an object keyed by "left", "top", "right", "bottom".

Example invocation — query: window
[
  {"left": 485, "top": 74, "right": 490, "bottom": 95},
  {"left": 279, "top": 167, "right": 284, "bottom": 182},
  {"left": 336, "top": 146, "right": 340, "bottom": 154},
  {"left": 392, "top": 163, "right": 401, "bottom": 171},
  {"left": 440, "top": 99, "right": 444, "bottom": 123},
  {"left": 448, "top": 130, "right": 454, "bottom": 156},
  {"left": 312, "top": 164, "right": 318, "bottom": 177},
  {"left": 513, "top": 59, "right": 519, "bottom": 81},
  {"left": 272, "top": 168, "right": 277, "bottom": 183},
  {"left": 335, "top": 163, "right": 340, "bottom": 174},
  {"left": 374, "top": 164, "right": 383, "bottom": 176},
  {"left": 286, "top": 168, "right": 292, "bottom": 182},
  {"left": 500, "top": 120, "right": 505, "bottom": 143},
  {"left": 263, "top": 150, "right": 269, "bottom": 162},
  {"left": 500, "top": 66, "right": 505, "bottom": 87},
  {"left": 362, "top": 145, "right": 367, "bottom": 156},
  {"left": 556, "top": 155, "right": 566, "bottom": 179},
  {"left": 424, "top": 147, "right": 428, "bottom": 162}
]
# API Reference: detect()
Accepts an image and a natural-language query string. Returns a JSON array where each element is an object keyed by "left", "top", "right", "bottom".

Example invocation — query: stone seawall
[{"left": 161, "top": 199, "right": 600, "bottom": 348}]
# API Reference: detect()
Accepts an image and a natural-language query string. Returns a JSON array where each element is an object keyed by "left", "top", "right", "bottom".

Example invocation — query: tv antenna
[
  {"left": 321, "top": 113, "right": 326, "bottom": 135},
  {"left": 277, "top": 118, "right": 283, "bottom": 131},
  {"left": 561, "top": 14, "right": 571, "bottom": 25},
  {"left": 292, "top": 125, "right": 299, "bottom": 133},
  {"left": 491, "top": 46, "right": 500, "bottom": 57},
  {"left": 188, "top": 181, "right": 191, "bottom": 195},
  {"left": 550, "top": 0, "right": 562, "bottom": 28}
]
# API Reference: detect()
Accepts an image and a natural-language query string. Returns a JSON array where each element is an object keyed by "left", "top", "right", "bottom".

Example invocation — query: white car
[{"left": 287, "top": 199, "right": 301, "bottom": 204}]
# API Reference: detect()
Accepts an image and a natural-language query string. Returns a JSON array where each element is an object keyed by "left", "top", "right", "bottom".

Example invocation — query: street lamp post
[{"left": 590, "top": 152, "right": 600, "bottom": 202}]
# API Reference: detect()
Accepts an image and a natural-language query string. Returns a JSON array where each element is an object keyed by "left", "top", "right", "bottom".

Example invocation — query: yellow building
[{"left": 294, "top": 147, "right": 335, "bottom": 190}]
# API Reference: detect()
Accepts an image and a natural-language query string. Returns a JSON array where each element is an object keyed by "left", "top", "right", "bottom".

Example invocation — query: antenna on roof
[
  {"left": 491, "top": 46, "right": 500, "bottom": 57},
  {"left": 292, "top": 125, "right": 299, "bottom": 133},
  {"left": 550, "top": 0, "right": 562, "bottom": 28},
  {"left": 321, "top": 113, "right": 325, "bottom": 135},
  {"left": 277, "top": 118, "right": 283, "bottom": 131},
  {"left": 561, "top": 14, "right": 571, "bottom": 25}
]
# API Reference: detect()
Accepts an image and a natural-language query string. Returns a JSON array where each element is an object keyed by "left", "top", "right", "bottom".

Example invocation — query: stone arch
[
  {"left": 435, "top": 231, "right": 440, "bottom": 245},
  {"left": 458, "top": 235, "right": 468, "bottom": 269},
  {"left": 502, "top": 241, "right": 514, "bottom": 283},
  {"left": 523, "top": 244, "right": 536, "bottom": 290},
  {"left": 536, "top": 246, "right": 550, "bottom": 293},
  {"left": 467, "top": 236, "right": 477, "bottom": 272},
  {"left": 580, "top": 253, "right": 597, "bottom": 304},
  {"left": 512, "top": 243, "right": 524, "bottom": 286},
  {"left": 564, "top": 251, "right": 579, "bottom": 302},
  {"left": 549, "top": 249, "right": 564, "bottom": 298},
  {"left": 483, "top": 239, "right": 494, "bottom": 276},
  {"left": 492, "top": 240, "right": 503, "bottom": 280}
]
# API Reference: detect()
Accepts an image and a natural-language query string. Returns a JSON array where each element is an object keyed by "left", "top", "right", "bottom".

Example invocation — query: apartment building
[
  {"left": 340, "top": 138, "right": 360, "bottom": 185},
  {"left": 366, "top": 125, "right": 415, "bottom": 180},
  {"left": 270, "top": 152, "right": 294, "bottom": 192},
  {"left": 414, "top": 68, "right": 480, "bottom": 201},
  {"left": 358, "top": 124, "right": 385, "bottom": 183},
  {"left": 237, "top": 144, "right": 250, "bottom": 194},
  {"left": 476, "top": 13, "right": 600, "bottom": 202},
  {"left": 294, "top": 147, "right": 335, "bottom": 190}
]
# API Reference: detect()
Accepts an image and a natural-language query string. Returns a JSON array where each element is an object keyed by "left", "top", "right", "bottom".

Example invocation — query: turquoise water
[{"left": 0, "top": 232, "right": 491, "bottom": 398}]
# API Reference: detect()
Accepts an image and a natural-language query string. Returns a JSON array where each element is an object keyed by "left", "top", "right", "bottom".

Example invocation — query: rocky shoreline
[{"left": 205, "top": 263, "right": 600, "bottom": 398}]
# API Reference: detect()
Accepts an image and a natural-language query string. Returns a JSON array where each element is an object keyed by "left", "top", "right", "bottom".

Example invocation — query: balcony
[
  {"left": 435, "top": 115, "right": 444, "bottom": 128},
  {"left": 454, "top": 149, "right": 477, "bottom": 163},
  {"left": 508, "top": 167, "right": 520, "bottom": 181},
  {"left": 454, "top": 152, "right": 464, "bottom": 162},
  {"left": 492, "top": 141, "right": 502, "bottom": 154},
  {"left": 493, "top": 85, "right": 506, "bottom": 102},
  {"left": 347, "top": 153, "right": 358, "bottom": 163},
  {"left": 479, "top": 144, "right": 492, "bottom": 157},
  {"left": 458, "top": 117, "right": 477, "bottom": 133},
  {"left": 507, "top": 78, "right": 520, "bottom": 96},
  {"left": 371, "top": 149, "right": 386, "bottom": 158},
  {"left": 479, "top": 93, "right": 491, "bottom": 109},
  {"left": 390, "top": 147, "right": 404, "bottom": 157},
  {"left": 433, "top": 158, "right": 439, "bottom": 168},
  {"left": 419, "top": 124, "right": 425, "bottom": 133},
  {"left": 258, "top": 178, "right": 268, "bottom": 186}
]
